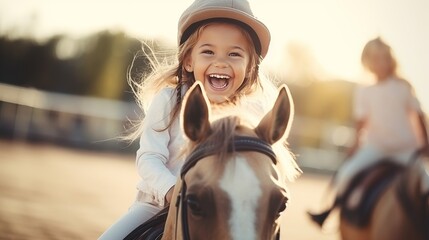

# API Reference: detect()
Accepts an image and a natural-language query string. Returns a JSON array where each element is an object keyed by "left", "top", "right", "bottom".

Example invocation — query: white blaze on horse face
[{"left": 219, "top": 155, "right": 262, "bottom": 240}]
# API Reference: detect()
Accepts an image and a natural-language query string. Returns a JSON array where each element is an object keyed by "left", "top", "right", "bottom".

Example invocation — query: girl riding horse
[{"left": 100, "top": 0, "right": 301, "bottom": 239}]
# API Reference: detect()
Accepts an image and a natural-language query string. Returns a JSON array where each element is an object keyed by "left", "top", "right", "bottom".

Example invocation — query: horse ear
[
  {"left": 182, "top": 82, "right": 211, "bottom": 142},
  {"left": 255, "top": 85, "right": 294, "bottom": 144}
]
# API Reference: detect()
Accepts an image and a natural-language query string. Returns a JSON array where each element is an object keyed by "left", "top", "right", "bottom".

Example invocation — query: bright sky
[{"left": 1, "top": 0, "right": 428, "bottom": 111}]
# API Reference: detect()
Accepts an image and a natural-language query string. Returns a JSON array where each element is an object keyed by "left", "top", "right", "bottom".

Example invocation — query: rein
[{"left": 175, "top": 136, "right": 277, "bottom": 240}]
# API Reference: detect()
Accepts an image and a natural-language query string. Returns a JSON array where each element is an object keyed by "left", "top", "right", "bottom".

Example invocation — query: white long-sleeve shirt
[
  {"left": 135, "top": 86, "right": 268, "bottom": 207},
  {"left": 136, "top": 87, "right": 184, "bottom": 207}
]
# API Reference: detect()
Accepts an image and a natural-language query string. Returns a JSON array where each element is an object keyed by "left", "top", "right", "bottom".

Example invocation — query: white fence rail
[
  {"left": 0, "top": 83, "right": 140, "bottom": 151},
  {"left": 0, "top": 83, "right": 354, "bottom": 170}
]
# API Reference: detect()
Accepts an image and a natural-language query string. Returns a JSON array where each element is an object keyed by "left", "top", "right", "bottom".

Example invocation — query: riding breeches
[{"left": 98, "top": 191, "right": 163, "bottom": 240}]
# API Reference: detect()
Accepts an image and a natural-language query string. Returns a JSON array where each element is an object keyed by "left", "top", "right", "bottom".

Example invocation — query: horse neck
[{"left": 395, "top": 167, "right": 428, "bottom": 238}]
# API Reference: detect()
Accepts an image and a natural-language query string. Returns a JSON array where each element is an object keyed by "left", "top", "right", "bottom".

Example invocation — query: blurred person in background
[{"left": 309, "top": 37, "right": 429, "bottom": 226}]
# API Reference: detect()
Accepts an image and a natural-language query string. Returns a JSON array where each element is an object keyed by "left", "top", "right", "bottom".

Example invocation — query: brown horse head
[{"left": 162, "top": 82, "right": 294, "bottom": 240}]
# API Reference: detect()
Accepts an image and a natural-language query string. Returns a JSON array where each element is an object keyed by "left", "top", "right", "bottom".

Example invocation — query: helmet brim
[{"left": 178, "top": 7, "right": 270, "bottom": 58}]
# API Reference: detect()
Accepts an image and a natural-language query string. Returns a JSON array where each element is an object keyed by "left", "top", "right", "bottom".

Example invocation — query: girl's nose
[{"left": 213, "top": 58, "right": 228, "bottom": 68}]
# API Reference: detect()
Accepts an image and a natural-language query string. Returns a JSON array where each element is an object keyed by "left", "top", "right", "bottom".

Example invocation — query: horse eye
[{"left": 186, "top": 194, "right": 204, "bottom": 216}]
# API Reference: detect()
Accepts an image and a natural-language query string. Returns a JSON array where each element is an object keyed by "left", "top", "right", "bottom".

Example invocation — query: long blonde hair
[
  {"left": 361, "top": 37, "right": 413, "bottom": 88},
  {"left": 361, "top": 37, "right": 397, "bottom": 74},
  {"left": 126, "top": 21, "right": 264, "bottom": 141}
]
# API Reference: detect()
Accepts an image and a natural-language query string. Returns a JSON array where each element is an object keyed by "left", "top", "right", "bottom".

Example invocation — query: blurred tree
[
  {"left": 80, "top": 31, "right": 128, "bottom": 99},
  {"left": 274, "top": 42, "right": 357, "bottom": 149},
  {"left": 298, "top": 80, "right": 354, "bottom": 124},
  {"left": 288, "top": 80, "right": 355, "bottom": 149},
  {"left": 0, "top": 31, "right": 169, "bottom": 102}
]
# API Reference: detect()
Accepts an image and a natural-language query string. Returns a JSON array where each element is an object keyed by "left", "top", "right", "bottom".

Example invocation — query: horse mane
[
  {"left": 207, "top": 116, "right": 241, "bottom": 163},
  {"left": 182, "top": 115, "right": 241, "bottom": 176},
  {"left": 183, "top": 104, "right": 301, "bottom": 183}
]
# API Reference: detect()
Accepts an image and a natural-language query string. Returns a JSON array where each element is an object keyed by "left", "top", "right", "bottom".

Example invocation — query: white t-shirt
[
  {"left": 354, "top": 77, "right": 423, "bottom": 152},
  {"left": 135, "top": 87, "right": 267, "bottom": 207}
]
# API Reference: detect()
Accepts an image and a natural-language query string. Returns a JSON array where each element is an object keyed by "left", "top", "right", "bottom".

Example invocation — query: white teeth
[{"left": 209, "top": 74, "right": 230, "bottom": 79}]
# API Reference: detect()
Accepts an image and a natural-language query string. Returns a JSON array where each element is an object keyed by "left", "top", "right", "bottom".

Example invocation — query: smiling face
[{"left": 185, "top": 23, "right": 252, "bottom": 103}]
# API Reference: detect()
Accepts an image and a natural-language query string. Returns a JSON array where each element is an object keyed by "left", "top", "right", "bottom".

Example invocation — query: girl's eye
[
  {"left": 229, "top": 52, "right": 242, "bottom": 57},
  {"left": 201, "top": 50, "right": 214, "bottom": 55}
]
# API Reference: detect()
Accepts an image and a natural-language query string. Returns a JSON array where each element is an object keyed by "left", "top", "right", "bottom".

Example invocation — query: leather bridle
[{"left": 175, "top": 136, "right": 278, "bottom": 240}]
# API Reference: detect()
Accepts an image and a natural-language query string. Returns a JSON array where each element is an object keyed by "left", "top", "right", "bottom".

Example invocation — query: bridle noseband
[{"left": 175, "top": 136, "right": 278, "bottom": 240}]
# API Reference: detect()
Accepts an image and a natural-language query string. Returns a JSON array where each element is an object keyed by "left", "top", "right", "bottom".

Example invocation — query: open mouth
[{"left": 208, "top": 74, "right": 230, "bottom": 90}]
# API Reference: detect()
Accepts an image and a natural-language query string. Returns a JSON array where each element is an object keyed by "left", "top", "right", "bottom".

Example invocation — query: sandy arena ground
[{"left": 0, "top": 140, "right": 340, "bottom": 240}]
